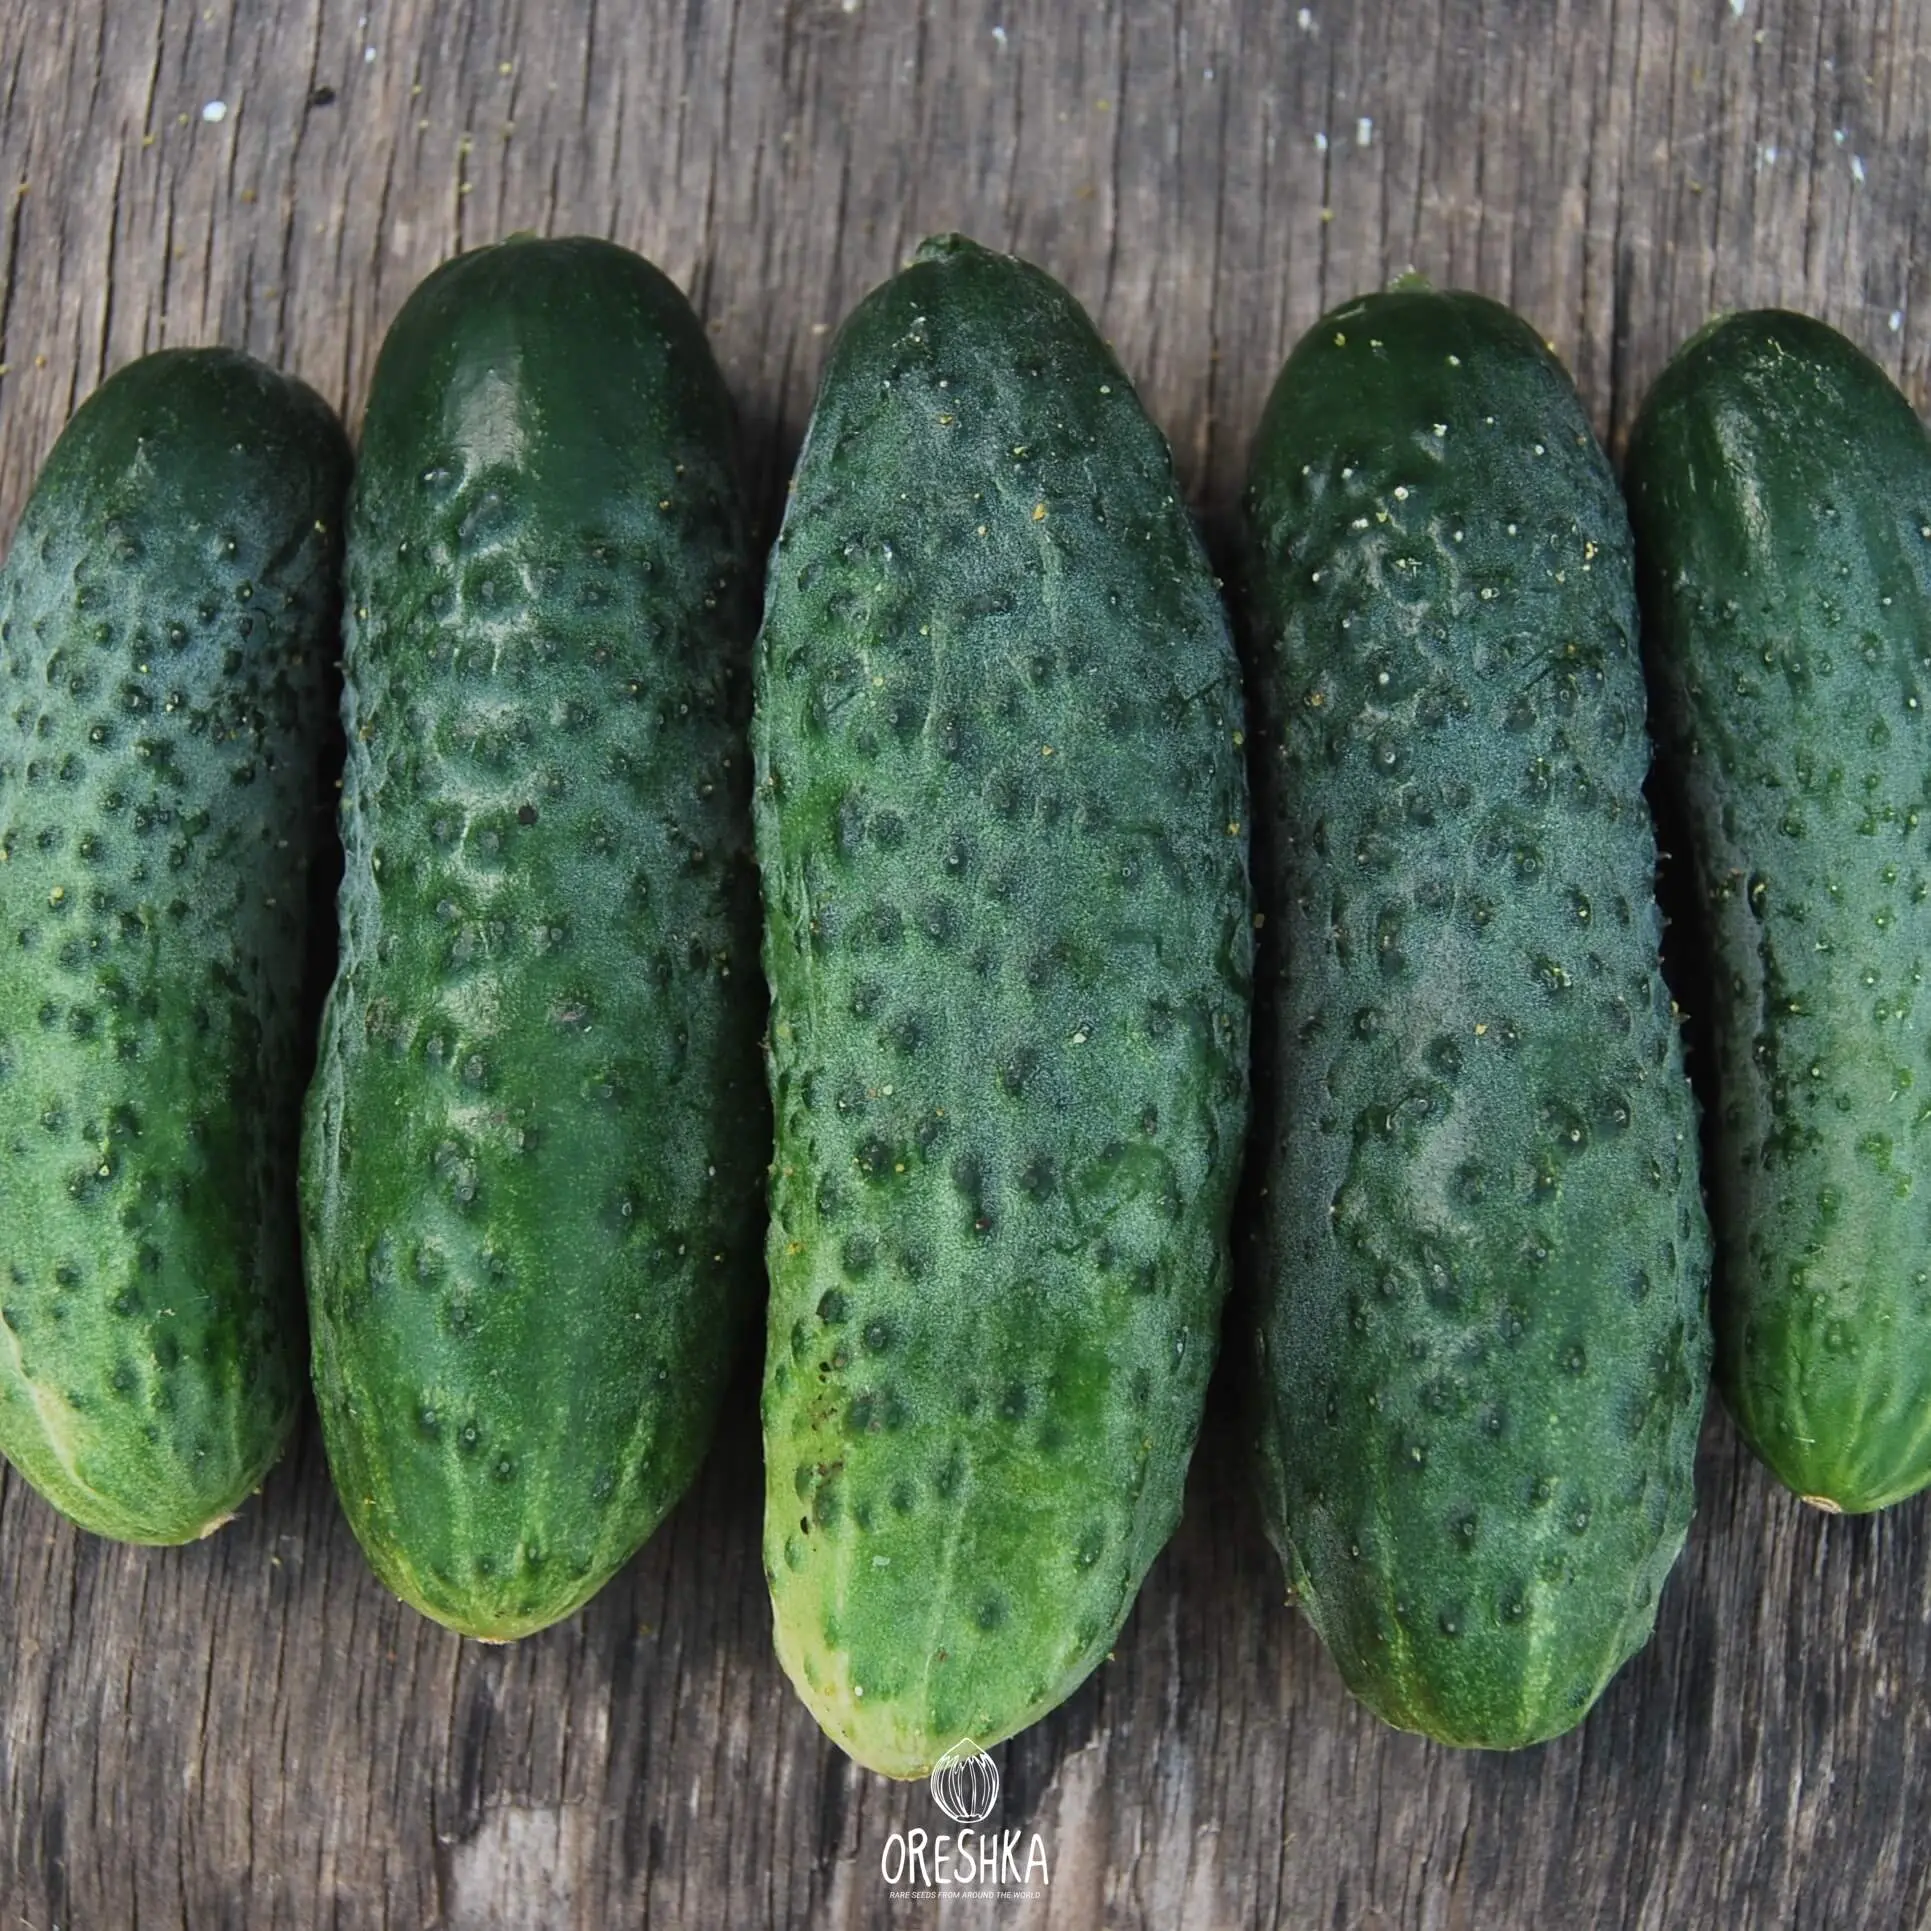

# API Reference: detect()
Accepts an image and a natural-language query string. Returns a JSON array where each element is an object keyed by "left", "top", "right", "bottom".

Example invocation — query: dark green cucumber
[
  {"left": 302, "top": 236, "right": 765, "bottom": 1638},
  {"left": 0, "top": 348, "right": 349, "bottom": 1541},
  {"left": 1628, "top": 310, "right": 1931, "bottom": 1513},
  {"left": 1244, "top": 288, "right": 1711, "bottom": 1747},
  {"left": 755, "top": 234, "right": 1251, "bottom": 1777}
]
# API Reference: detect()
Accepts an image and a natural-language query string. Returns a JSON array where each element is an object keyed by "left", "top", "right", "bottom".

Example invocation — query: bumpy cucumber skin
[
  {"left": 754, "top": 235, "right": 1251, "bottom": 1778},
  {"left": 0, "top": 349, "right": 349, "bottom": 1542},
  {"left": 302, "top": 237, "right": 765, "bottom": 1638},
  {"left": 1629, "top": 311, "right": 1931, "bottom": 1513},
  {"left": 1244, "top": 290, "right": 1710, "bottom": 1747}
]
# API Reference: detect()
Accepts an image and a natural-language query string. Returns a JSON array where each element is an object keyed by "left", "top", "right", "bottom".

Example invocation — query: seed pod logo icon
[{"left": 928, "top": 1738, "right": 999, "bottom": 1824}]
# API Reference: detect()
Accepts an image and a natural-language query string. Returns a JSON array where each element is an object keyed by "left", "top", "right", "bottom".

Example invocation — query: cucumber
[
  {"left": 754, "top": 234, "right": 1251, "bottom": 1778},
  {"left": 301, "top": 236, "right": 765, "bottom": 1638},
  {"left": 1243, "top": 288, "right": 1711, "bottom": 1747},
  {"left": 1627, "top": 310, "right": 1931, "bottom": 1513},
  {"left": 0, "top": 348, "right": 349, "bottom": 1542}
]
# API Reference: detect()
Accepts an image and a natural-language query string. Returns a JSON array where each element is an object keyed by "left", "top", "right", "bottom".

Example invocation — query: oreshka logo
[
  {"left": 878, "top": 1740, "right": 1051, "bottom": 1898},
  {"left": 930, "top": 1738, "right": 1001, "bottom": 1824}
]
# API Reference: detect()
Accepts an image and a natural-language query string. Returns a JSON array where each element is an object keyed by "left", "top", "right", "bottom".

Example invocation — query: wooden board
[{"left": 4, "top": 1, "right": 1931, "bottom": 1925}]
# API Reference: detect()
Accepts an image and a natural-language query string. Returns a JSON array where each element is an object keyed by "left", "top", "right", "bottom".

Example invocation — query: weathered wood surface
[{"left": 3, "top": 1, "right": 1931, "bottom": 1925}]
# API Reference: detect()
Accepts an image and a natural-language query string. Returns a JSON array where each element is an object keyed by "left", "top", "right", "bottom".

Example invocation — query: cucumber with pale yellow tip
[
  {"left": 0, "top": 347, "right": 349, "bottom": 1542},
  {"left": 754, "top": 234, "right": 1252, "bottom": 1776}
]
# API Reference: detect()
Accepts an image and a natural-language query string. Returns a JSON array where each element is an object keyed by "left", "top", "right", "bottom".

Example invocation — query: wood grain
[{"left": 4, "top": 2, "right": 1931, "bottom": 1926}]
